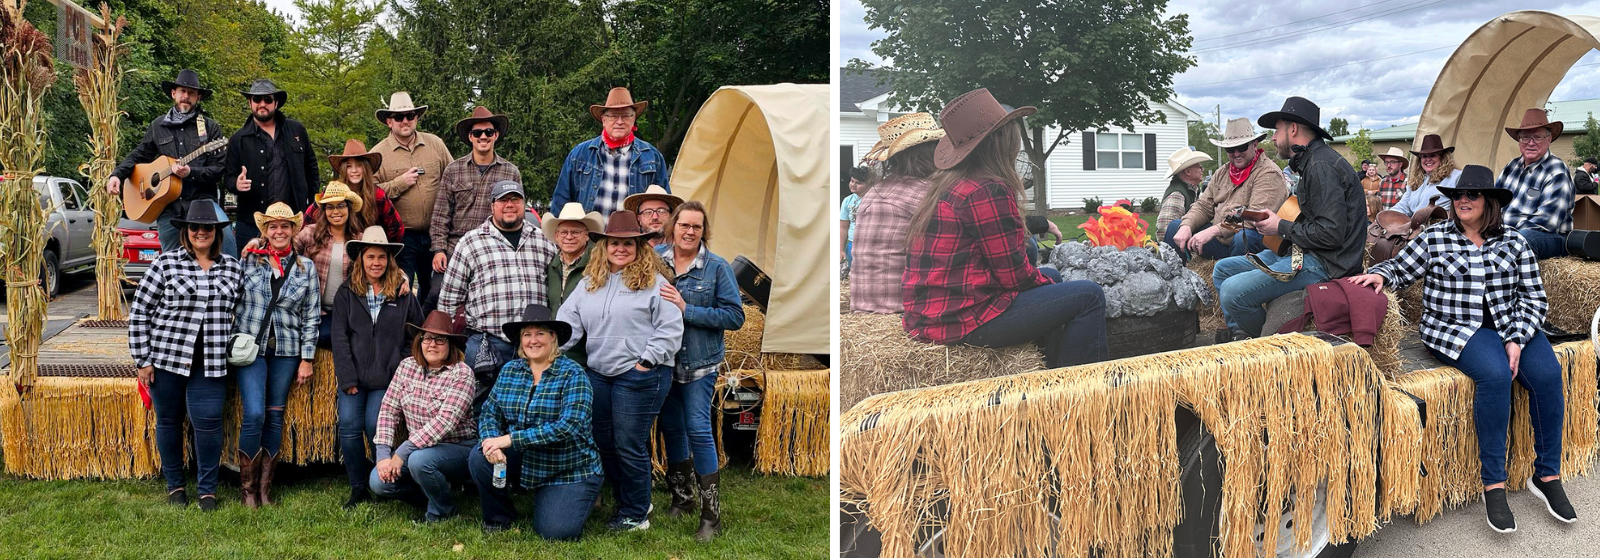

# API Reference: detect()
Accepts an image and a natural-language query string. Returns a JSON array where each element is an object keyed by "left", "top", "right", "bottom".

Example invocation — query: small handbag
[{"left": 229, "top": 256, "right": 296, "bottom": 366}]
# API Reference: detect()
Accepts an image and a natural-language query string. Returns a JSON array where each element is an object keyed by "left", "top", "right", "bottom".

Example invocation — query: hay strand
[
  {"left": 1186, "top": 258, "right": 1226, "bottom": 333},
  {"left": 221, "top": 349, "right": 341, "bottom": 465},
  {"left": 73, "top": 5, "right": 129, "bottom": 320},
  {"left": 752, "top": 369, "right": 829, "bottom": 477},
  {"left": 0, "top": 377, "right": 160, "bottom": 479},
  {"left": 1537, "top": 257, "right": 1600, "bottom": 333},
  {"left": 840, "top": 311, "right": 1043, "bottom": 412},
  {"left": 724, "top": 304, "right": 824, "bottom": 371}
]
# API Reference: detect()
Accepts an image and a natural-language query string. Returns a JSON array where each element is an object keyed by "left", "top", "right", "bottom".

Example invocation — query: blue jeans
[
  {"left": 660, "top": 373, "right": 719, "bottom": 475},
  {"left": 150, "top": 368, "right": 228, "bottom": 496},
  {"left": 317, "top": 313, "right": 332, "bottom": 349},
  {"left": 960, "top": 277, "right": 1108, "bottom": 369},
  {"left": 1519, "top": 228, "right": 1567, "bottom": 259},
  {"left": 1163, "top": 220, "right": 1266, "bottom": 262},
  {"left": 469, "top": 450, "right": 601, "bottom": 540},
  {"left": 589, "top": 365, "right": 673, "bottom": 521},
  {"left": 233, "top": 216, "right": 260, "bottom": 257},
  {"left": 465, "top": 331, "right": 516, "bottom": 412},
  {"left": 157, "top": 199, "right": 237, "bottom": 257},
  {"left": 398, "top": 230, "right": 435, "bottom": 312},
  {"left": 337, "top": 388, "right": 386, "bottom": 490},
  {"left": 235, "top": 355, "right": 298, "bottom": 457},
  {"left": 368, "top": 439, "right": 477, "bottom": 520},
  {"left": 1431, "top": 328, "right": 1564, "bottom": 485},
  {"left": 1212, "top": 250, "right": 1331, "bottom": 336}
]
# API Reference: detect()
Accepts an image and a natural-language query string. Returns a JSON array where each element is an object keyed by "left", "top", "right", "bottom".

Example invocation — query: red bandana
[
  {"left": 602, "top": 126, "right": 636, "bottom": 150},
  {"left": 246, "top": 245, "right": 293, "bottom": 276},
  {"left": 1227, "top": 148, "right": 1263, "bottom": 186}
]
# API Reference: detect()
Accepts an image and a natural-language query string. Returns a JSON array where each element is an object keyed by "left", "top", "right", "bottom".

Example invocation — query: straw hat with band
[
  {"left": 933, "top": 88, "right": 1036, "bottom": 170},
  {"left": 1410, "top": 134, "right": 1455, "bottom": 157},
  {"left": 623, "top": 184, "right": 682, "bottom": 215},
  {"left": 861, "top": 113, "right": 945, "bottom": 163},
  {"left": 345, "top": 225, "right": 404, "bottom": 258},
  {"left": 1505, "top": 108, "right": 1563, "bottom": 141},
  {"left": 328, "top": 138, "right": 383, "bottom": 172},
  {"left": 454, "top": 106, "right": 510, "bottom": 143},
  {"left": 589, "top": 87, "right": 649, "bottom": 121},
  {"left": 590, "top": 210, "right": 660, "bottom": 243},
  {"left": 160, "top": 69, "right": 213, "bottom": 100},
  {"left": 240, "top": 78, "right": 288, "bottom": 107},
  {"left": 1256, "top": 96, "right": 1333, "bottom": 141},
  {"left": 1374, "top": 146, "right": 1409, "bottom": 164},
  {"left": 314, "top": 181, "right": 365, "bottom": 213},
  {"left": 1164, "top": 147, "right": 1213, "bottom": 179},
  {"left": 1211, "top": 117, "right": 1268, "bottom": 149},
  {"left": 1438, "top": 164, "right": 1513, "bottom": 206},
  {"left": 253, "top": 202, "right": 304, "bottom": 234},
  {"left": 500, "top": 303, "right": 573, "bottom": 347},
  {"left": 375, "top": 91, "right": 427, "bottom": 123},
  {"left": 541, "top": 202, "right": 604, "bottom": 241},
  {"left": 407, "top": 310, "right": 467, "bottom": 348}
]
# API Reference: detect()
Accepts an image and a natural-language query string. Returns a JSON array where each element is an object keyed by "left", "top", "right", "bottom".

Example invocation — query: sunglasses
[
  {"left": 391, "top": 112, "right": 419, "bottom": 122},
  {"left": 186, "top": 223, "right": 217, "bottom": 232},
  {"left": 470, "top": 128, "right": 498, "bottom": 139},
  {"left": 1447, "top": 190, "right": 1482, "bottom": 202},
  {"left": 248, "top": 95, "right": 277, "bottom": 105},
  {"left": 1224, "top": 145, "right": 1252, "bottom": 154}
]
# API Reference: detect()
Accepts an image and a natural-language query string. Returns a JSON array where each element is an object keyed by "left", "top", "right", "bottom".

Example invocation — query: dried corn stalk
[
  {"left": 74, "top": 5, "right": 128, "bottom": 320},
  {"left": 0, "top": 0, "right": 55, "bottom": 391}
]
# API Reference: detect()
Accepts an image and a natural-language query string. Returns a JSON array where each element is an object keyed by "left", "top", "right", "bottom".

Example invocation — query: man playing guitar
[{"left": 107, "top": 69, "right": 237, "bottom": 256}]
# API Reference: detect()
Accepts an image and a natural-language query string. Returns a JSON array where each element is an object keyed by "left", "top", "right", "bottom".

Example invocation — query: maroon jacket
[{"left": 1277, "top": 279, "right": 1387, "bottom": 346}]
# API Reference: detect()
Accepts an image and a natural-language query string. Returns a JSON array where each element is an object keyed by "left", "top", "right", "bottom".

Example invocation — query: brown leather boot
[
  {"left": 694, "top": 472, "right": 720, "bottom": 542},
  {"left": 665, "top": 460, "right": 698, "bottom": 518},
  {"left": 238, "top": 450, "right": 259, "bottom": 509},
  {"left": 258, "top": 452, "right": 280, "bottom": 506}
]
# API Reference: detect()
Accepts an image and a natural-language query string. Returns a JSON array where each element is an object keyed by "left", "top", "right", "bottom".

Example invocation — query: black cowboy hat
[
  {"left": 501, "top": 303, "right": 573, "bottom": 347},
  {"left": 1257, "top": 96, "right": 1333, "bottom": 141},
  {"left": 240, "top": 78, "right": 288, "bottom": 107},
  {"left": 169, "top": 199, "right": 230, "bottom": 226},
  {"left": 1437, "top": 164, "right": 1513, "bottom": 206},
  {"left": 159, "top": 69, "right": 212, "bottom": 100}
]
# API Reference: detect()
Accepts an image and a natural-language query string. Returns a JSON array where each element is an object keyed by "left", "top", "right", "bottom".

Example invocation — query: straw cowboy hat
[
  {"left": 590, "top": 210, "right": 659, "bottom": 242},
  {"left": 160, "top": 69, "right": 212, "bottom": 100},
  {"left": 1257, "top": 96, "right": 1333, "bottom": 141},
  {"left": 253, "top": 202, "right": 304, "bottom": 233},
  {"left": 1210, "top": 118, "right": 1268, "bottom": 149},
  {"left": 540, "top": 202, "right": 604, "bottom": 241},
  {"left": 862, "top": 113, "right": 946, "bottom": 163},
  {"left": 314, "top": 181, "right": 365, "bottom": 213},
  {"left": 1505, "top": 108, "right": 1563, "bottom": 141},
  {"left": 374, "top": 91, "right": 427, "bottom": 122},
  {"left": 1374, "top": 146, "right": 1409, "bottom": 164},
  {"left": 240, "top": 78, "right": 288, "bottom": 107},
  {"left": 407, "top": 310, "right": 467, "bottom": 346},
  {"left": 328, "top": 139, "right": 383, "bottom": 172},
  {"left": 454, "top": 106, "right": 510, "bottom": 143},
  {"left": 589, "top": 87, "right": 649, "bottom": 121},
  {"left": 623, "top": 184, "right": 683, "bottom": 215},
  {"left": 500, "top": 303, "right": 573, "bottom": 347},
  {"left": 345, "top": 225, "right": 403, "bottom": 257},
  {"left": 1410, "top": 134, "right": 1455, "bottom": 157},
  {"left": 1164, "top": 147, "right": 1213, "bottom": 179},
  {"left": 933, "top": 88, "right": 1037, "bottom": 170}
]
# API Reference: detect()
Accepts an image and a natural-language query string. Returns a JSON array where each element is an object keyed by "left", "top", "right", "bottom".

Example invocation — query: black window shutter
[
  {"left": 1144, "top": 133, "right": 1157, "bottom": 170},
  {"left": 1082, "top": 132, "right": 1096, "bottom": 171}
]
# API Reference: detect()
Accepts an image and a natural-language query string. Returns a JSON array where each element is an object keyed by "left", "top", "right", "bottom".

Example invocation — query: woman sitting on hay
[
  {"left": 900, "top": 88, "right": 1108, "bottom": 368},
  {"left": 1351, "top": 164, "right": 1575, "bottom": 533}
]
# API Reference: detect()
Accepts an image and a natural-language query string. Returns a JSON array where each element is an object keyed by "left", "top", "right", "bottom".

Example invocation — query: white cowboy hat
[
  {"left": 540, "top": 202, "right": 604, "bottom": 242},
  {"left": 375, "top": 91, "right": 428, "bottom": 122},
  {"left": 1374, "top": 146, "right": 1409, "bottom": 164},
  {"left": 345, "top": 225, "right": 403, "bottom": 257},
  {"left": 1210, "top": 117, "right": 1268, "bottom": 149},
  {"left": 1164, "top": 147, "right": 1213, "bottom": 179},
  {"left": 623, "top": 184, "right": 683, "bottom": 215}
]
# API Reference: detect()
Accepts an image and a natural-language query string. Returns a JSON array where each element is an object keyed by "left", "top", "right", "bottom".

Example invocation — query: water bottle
[{"left": 492, "top": 461, "right": 507, "bottom": 489}]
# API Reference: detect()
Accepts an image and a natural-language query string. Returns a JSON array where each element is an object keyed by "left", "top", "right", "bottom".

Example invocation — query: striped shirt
[
  {"left": 128, "top": 249, "right": 244, "bottom": 377},
  {"left": 437, "top": 218, "right": 557, "bottom": 340},
  {"left": 479, "top": 357, "right": 602, "bottom": 488},
  {"left": 1497, "top": 151, "right": 1574, "bottom": 235},
  {"left": 374, "top": 357, "right": 478, "bottom": 452}
]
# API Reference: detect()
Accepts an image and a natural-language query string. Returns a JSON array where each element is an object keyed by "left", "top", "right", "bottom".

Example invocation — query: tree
[
  {"left": 273, "top": 0, "right": 392, "bottom": 166},
  {"left": 1328, "top": 117, "right": 1349, "bottom": 138},
  {"left": 1346, "top": 129, "right": 1373, "bottom": 171},
  {"left": 849, "top": 0, "right": 1195, "bottom": 215},
  {"left": 1572, "top": 112, "right": 1600, "bottom": 165},
  {"left": 1186, "top": 120, "right": 1220, "bottom": 174}
]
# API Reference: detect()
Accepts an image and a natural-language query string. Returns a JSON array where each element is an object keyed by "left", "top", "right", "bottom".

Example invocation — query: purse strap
[{"left": 256, "top": 255, "right": 297, "bottom": 340}]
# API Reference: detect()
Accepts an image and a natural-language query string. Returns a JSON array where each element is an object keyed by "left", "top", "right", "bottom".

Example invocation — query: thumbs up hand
[{"left": 235, "top": 166, "right": 252, "bottom": 192}]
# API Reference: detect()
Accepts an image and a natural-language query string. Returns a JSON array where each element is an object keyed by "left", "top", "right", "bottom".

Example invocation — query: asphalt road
[
  {"left": 0, "top": 272, "right": 100, "bottom": 367},
  {"left": 1356, "top": 473, "right": 1600, "bottom": 557}
]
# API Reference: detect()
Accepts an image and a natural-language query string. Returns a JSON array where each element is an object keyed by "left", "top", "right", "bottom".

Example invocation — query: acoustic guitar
[
  {"left": 1238, "top": 195, "right": 1299, "bottom": 255},
  {"left": 123, "top": 138, "right": 228, "bottom": 223}
]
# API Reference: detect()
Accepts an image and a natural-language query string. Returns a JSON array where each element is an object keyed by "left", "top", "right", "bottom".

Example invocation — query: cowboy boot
[
  {"left": 237, "top": 450, "right": 260, "bottom": 509},
  {"left": 258, "top": 452, "right": 280, "bottom": 506},
  {"left": 665, "top": 460, "right": 698, "bottom": 518},
  {"left": 694, "top": 472, "right": 721, "bottom": 542}
]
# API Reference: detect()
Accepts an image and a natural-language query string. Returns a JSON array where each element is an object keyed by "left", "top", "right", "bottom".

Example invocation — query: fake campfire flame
[{"left": 1079, "top": 200, "right": 1151, "bottom": 250}]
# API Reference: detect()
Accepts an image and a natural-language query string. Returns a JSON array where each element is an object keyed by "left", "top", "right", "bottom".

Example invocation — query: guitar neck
[{"left": 176, "top": 140, "right": 225, "bottom": 166}]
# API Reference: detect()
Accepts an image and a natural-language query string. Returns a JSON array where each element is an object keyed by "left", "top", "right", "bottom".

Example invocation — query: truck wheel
[{"left": 41, "top": 249, "right": 60, "bottom": 299}]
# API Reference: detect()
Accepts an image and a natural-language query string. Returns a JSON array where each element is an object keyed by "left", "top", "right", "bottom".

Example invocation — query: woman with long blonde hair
[
  {"left": 1392, "top": 134, "right": 1462, "bottom": 217},
  {"left": 555, "top": 210, "right": 683, "bottom": 533}
]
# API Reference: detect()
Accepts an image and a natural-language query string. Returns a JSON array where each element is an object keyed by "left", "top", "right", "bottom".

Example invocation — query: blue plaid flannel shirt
[
  {"left": 479, "top": 356, "right": 602, "bottom": 489},
  {"left": 1497, "top": 151, "right": 1573, "bottom": 235}
]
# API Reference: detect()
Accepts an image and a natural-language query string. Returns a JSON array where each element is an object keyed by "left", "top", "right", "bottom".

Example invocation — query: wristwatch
[{"left": 640, "top": 360, "right": 656, "bottom": 369}]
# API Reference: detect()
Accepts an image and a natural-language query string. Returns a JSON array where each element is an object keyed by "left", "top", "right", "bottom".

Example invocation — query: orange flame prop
[{"left": 1079, "top": 205, "right": 1150, "bottom": 250}]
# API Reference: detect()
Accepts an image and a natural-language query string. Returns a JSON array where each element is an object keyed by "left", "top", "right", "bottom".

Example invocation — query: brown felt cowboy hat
[
  {"left": 589, "top": 210, "right": 660, "bottom": 243},
  {"left": 861, "top": 113, "right": 945, "bottom": 163},
  {"left": 1504, "top": 108, "right": 1563, "bottom": 141},
  {"left": 623, "top": 184, "right": 683, "bottom": 215},
  {"left": 454, "top": 106, "right": 510, "bottom": 143},
  {"left": 406, "top": 310, "right": 467, "bottom": 345},
  {"left": 589, "top": 87, "right": 649, "bottom": 121},
  {"left": 160, "top": 69, "right": 213, "bottom": 100},
  {"left": 328, "top": 139, "right": 383, "bottom": 172},
  {"left": 933, "top": 88, "right": 1036, "bottom": 170},
  {"left": 374, "top": 91, "right": 428, "bottom": 122},
  {"left": 1410, "top": 134, "right": 1455, "bottom": 157}
]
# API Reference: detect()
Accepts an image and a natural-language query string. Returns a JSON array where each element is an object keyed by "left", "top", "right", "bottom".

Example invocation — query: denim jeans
[
  {"left": 1519, "top": 228, "right": 1567, "bottom": 259},
  {"left": 398, "top": 230, "right": 435, "bottom": 312},
  {"left": 150, "top": 368, "right": 227, "bottom": 496},
  {"left": 589, "top": 364, "right": 672, "bottom": 521},
  {"left": 465, "top": 331, "right": 516, "bottom": 412},
  {"left": 317, "top": 313, "right": 332, "bottom": 349},
  {"left": 157, "top": 199, "right": 237, "bottom": 258},
  {"left": 1163, "top": 220, "right": 1266, "bottom": 262},
  {"left": 660, "top": 373, "right": 719, "bottom": 475},
  {"left": 235, "top": 355, "right": 298, "bottom": 457},
  {"left": 960, "top": 278, "right": 1108, "bottom": 369},
  {"left": 468, "top": 450, "right": 601, "bottom": 540},
  {"left": 337, "top": 388, "right": 386, "bottom": 490},
  {"left": 368, "top": 439, "right": 477, "bottom": 520},
  {"left": 1431, "top": 328, "right": 1564, "bottom": 485},
  {"left": 1212, "top": 250, "right": 1331, "bottom": 336},
  {"left": 234, "top": 218, "right": 260, "bottom": 257}
]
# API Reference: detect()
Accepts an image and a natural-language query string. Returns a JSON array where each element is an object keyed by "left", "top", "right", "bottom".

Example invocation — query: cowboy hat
[
  {"left": 933, "top": 88, "right": 1037, "bottom": 170},
  {"left": 1505, "top": 108, "right": 1563, "bottom": 141},
  {"left": 1164, "top": 147, "right": 1213, "bottom": 179},
  {"left": 540, "top": 202, "right": 604, "bottom": 242},
  {"left": 240, "top": 78, "right": 288, "bottom": 107},
  {"left": 159, "top": 69, "right": 212, "bottom": 100},
  {"left": 862, "top": 113, "right": 946, "bottom": 163},
  {"left": 1410, "top": 134, "right": 1455, "bottom": 157},
  {"left": 1211, "top": 117, "right": 1268, "bottom": 149},
  {"left": 406, "top": 310, "right": 467, "bottom": 345},
  {"left": 589, "top": 87, "right": 649, "bottom": 121},
  {"left": 1374, "top": 146, "right": 1409, "bottom": 164},
  {"left": 1438, "top": 164, "right": 1513, "bottom": 206},
  {"left": 345, "top": 225, "right": 403, "bottom": 258},
  {"left": 623, "top": 184, "right": 683, "bottom": 215},
  {"left": 374, "top": 91, "right": 428, "bottom": 122},
  {"left": 500, "top": 303, "right": 573, "bottom": 347},
  {"left": 454, "top": 106, "right": 510, "bottom": 143},
  {"left": 328, "top": 139, "right": 383, "bottom": 173},
  {"left": 253, "top": 202, "right": 304, "bottom": 234},
  {"left": 171, "top": 199, "right": 229, "bottom": 226},
  {"left": 314, "top": 182, "right": 365, "bottom": 213},
  {"left": 590, "top": 210, "right": 659, "bottom": 242},
  {"left": 1257, "top": 96, "right": 1333, "bottom": 141}
]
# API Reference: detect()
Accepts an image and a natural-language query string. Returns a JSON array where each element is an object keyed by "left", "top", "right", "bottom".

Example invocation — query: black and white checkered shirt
[
  {"left": 594, "top": 144, "right": 631, "bottom": 218},
  {"left": 128, "top": 249, "right": 244, "bottom": 377},
  {"left": 1497, "top": 151, "right": 1573, "bottom": 234},
  {"left": 1367, "top": 221, "right": 1548, "bottom": 360}
]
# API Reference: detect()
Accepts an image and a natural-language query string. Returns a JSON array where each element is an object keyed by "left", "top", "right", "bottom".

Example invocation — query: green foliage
[
  {"left": 1185, "top": 120, "right": 1220, "bottom": 174},
  {"left": 1328, "top": 117, "right": 1349, "bottom": 138},
  {"left": 1258, "top": 136, "right": 1288, "bottom": 169},
  {"left": 272, "top": 0, "right": 392, "bottom": 170},
  {"left": 1140, "top": 196, "right": 1158, "bottom": 213},
  {"left": 1346, "top": 129, "right": 1374, "bottom": 171},
  {"left": 1572, "top": 112, "right": 1600, "bottom": 165},
  {"left": 1083, "top": 196, "right": 1103, "bottom": 214}
]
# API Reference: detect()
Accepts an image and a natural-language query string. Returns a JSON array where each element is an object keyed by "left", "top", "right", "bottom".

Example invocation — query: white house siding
[
  {"left": 839, "top": 112, "right": 883, "bottom": 166},
  {"left": 1042, "top": 101, "right": 1195, "bottom": 211}
]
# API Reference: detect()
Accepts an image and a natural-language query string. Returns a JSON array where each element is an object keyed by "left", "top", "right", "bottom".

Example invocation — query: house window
[{"left": 1096, "top": 133, "right": 1144, "bottom": 169}]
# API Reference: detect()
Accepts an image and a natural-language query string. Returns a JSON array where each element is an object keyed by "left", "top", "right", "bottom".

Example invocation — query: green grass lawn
[
  {"left": 0, "top": 458, "right": 826, "bottom": 559},
  {"left": 1044, "top": 213, "right": 1158, "bottom": 251}
]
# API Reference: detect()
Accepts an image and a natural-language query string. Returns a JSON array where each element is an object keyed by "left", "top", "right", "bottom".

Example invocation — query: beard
[
  {"left": 253, "top": 110, "right": 274, "bottom": 123},
  {"left": 494, "top": 215, "right": 522, "bottom": 231}
]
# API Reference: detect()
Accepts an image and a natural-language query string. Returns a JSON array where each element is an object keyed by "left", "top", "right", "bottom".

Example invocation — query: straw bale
[
  {"left": 222, "top": 349, "right": 341, "bottom": 465},
  {"left": 840, "top": 311, "right": 1043, "bottom": 412},
  {"left": 0, "top": 377, "right": 160, "bottom": 479},
  {"left": 1365, "top": 290, "right": 1406, "bottom": 378},
  {"left": 1186, "top": 258, "right": 1226, "bottom": 333},
  {"left": 752, "top": 369, "right": 829, "bottom": 477},
  {"left": 1537, "top": 257, "right": 1600, "bottom": 333},
  {"left": 724, "top": 305, "right": 824, "bottom": 371},
  {"left": 1379, "top": 386, "right": 1422, "bottom": 520}
]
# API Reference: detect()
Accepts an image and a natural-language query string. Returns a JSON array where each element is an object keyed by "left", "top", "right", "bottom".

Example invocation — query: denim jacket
[
  {"left": 233, "top": 252, "right": 321, "bottom": 360},
  {"left": 550, "top": 136, "right": 670, "bottom": 213},
  {"left": 657, "top": 244, "right": 745, "bottom": 372}
]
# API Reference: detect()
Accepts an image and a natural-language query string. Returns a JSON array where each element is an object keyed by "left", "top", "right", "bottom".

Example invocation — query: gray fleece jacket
[{"left": 556, "top": 271, "right": 684, "bottom": 376}]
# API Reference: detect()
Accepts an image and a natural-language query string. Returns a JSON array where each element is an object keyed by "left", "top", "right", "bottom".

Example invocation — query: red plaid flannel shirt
[
  {"left": 374, "top": 358, "right": 478, "bottom": 450},
  {"left": 849, "top": 175, "right": 931, "bottom": 313},
  {"left": 901, "top": 178, "right": 1051, "bottom": 343}
]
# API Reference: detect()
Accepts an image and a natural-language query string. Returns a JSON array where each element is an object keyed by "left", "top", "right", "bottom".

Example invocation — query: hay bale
[
  {"left": 0, "top": 378, "right": 160, "bottom": 479},
  {"left": 222, "top": 348, "right": 341, "bottom": 466},
  {"left": 1365, "top": 289, "right": 1406, "bottom": 378},
  {"left": 840, "top": 279, "right": 851, "bottom": 314},
  {"left": 1538, "top": 257, "right": 1600, "bottom": 333},
  {"left": 724, "top": 305, "right": 824, "bottom": 371},
  {"left": 1187, "top": 258, "right": 1226, "bottom": 333},
  {"left": 752, "top": 369, "right": 830, "bottom": 477},
  {"left": 840, "top": 312, "right": 1044, "bottom": 412}
]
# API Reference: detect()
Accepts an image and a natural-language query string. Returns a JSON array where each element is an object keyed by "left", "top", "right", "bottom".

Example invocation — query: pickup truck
[{"left": 32, "top": 175, "right": 100, "bottom": 298}]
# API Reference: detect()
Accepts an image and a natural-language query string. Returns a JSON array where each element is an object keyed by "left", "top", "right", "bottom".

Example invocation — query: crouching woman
[{"left": 369, "top": 310, "right": 479, "bottom": 522}]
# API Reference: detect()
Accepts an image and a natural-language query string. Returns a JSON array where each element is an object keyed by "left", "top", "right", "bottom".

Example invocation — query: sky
[{"left": 839, "top": 0, "right": 1600, "bottom": 134}]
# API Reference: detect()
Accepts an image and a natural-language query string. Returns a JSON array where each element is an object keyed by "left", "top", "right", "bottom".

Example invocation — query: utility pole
[{"left": 1214, "top": 104, "right": 1223, "bottom": 164}]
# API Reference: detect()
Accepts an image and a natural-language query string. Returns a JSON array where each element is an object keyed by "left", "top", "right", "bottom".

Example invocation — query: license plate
[
  {"left": 734, "top": 411, "right": 758, "bottom": 431},
  {"left": 138, "top": 249, "right": 157, "bottom": 262}
]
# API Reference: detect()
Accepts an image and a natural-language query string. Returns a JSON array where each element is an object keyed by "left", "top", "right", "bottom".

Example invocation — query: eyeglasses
[
  {"left": 675, "top": 223, "right": 704, "bottom": 232},
  {"left": 555, "top": 230, "right": 588, "bottom": 238},
  {"left": 1516, "top": 135, "right": 1551, "bottom": 145},
  {"left": 420, "top": 334, "right": 449, "bottom": 345},
  {"left": 601, "top": 112, "right": 636, "bottom": 122},
  {"left": 639, "top": 208, "right": 672, "bottom": 217},
  {"left": 1223, "top": 145, "right": 1252, "bottom": 154},
  {"left": 391, "top": 112, "right": 419, "bottom": 122},
  {"left": 1447, "top": 190, "right": 1482, "bottom": 202},
  {"left": 323, "top": 202, "right": 349, "bottom": 210},
  {"left": 186, "top": 223, "right": 217, "bottom": 232},
  {"left": 248, "top": 95, "right": 277, "bottom": 105},
  {"left": 470, "top": 128, "right": 498, "bottom": 139}
]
